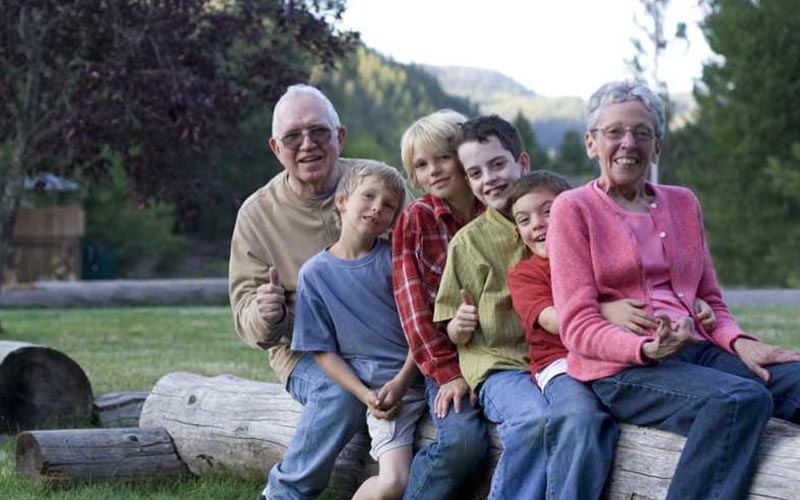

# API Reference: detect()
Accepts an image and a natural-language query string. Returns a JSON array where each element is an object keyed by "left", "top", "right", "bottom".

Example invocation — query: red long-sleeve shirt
[
  {"left": 508, "top": 254, "right": 569, "bottom": 377},
  {"left": 391, "top": 194, "right": 483, "bottom": 386}
]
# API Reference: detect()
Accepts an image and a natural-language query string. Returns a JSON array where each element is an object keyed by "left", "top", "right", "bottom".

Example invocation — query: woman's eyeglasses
[{"left": 591, "top": 125, "right": 655, "bottom": 143}]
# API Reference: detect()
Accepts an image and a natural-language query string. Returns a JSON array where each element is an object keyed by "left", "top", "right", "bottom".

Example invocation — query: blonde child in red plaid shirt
[{"left": 390, "top": 110, "right": 488, "bottom": 499}]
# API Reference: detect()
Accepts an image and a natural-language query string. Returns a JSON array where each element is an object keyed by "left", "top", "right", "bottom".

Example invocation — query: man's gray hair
[
  {"left": 586, "top": 81, "right": 666, "bottom": 140},
  {"left": 271, "top": 84, "right": 342, "bottom": 138}
]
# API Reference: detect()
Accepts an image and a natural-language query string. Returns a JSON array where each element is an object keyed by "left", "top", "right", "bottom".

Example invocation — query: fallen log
[
  {"left": 0, "top": 341, "right": 93, "bottom": 433},
  {"left": 1, "top": 279, "right": 228, "bottom": 308},
  {"left": 140, "top": 372, "right": 800, "bottom": 500},
  {"left": 93, "top": 391, "right": 149, "bottom": 428},
  {"left": 16, "top": 427, "right": 189, "bottom": 482}
]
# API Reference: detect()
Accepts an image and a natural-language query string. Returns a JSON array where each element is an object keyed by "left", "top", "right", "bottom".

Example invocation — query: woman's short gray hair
[
  {"left": 586, "top": 81, "right": 666, "bottom": 140},
  {"left": 272, "top": 84, "right": 341, "bottom": 138}
]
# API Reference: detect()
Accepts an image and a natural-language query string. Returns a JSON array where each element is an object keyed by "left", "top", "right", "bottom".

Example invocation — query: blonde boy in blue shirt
[{"left": 291, "top": 160, "right": 425, "bottom": 500}]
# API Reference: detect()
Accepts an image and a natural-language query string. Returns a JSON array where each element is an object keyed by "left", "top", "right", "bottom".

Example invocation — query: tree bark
[
  {"left": 0, "top": 341, "right": 93, "bottom": 433},
  {"left": 16, "top": 427, "right": 189, "bottom": 482},
  {"left": 0, "top": 4, "right": 41, "bottom": 324},
  {"left": 140, "top": 372, "right": 800, "bottom": 499}
]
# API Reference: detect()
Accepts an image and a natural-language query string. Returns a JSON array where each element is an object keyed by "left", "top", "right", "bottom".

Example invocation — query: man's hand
[
  {"left": 447, "top": 289, "right": 478, "bottom": 345},
  {"left": 642, "top": 315, "right": 696, "bottom": 361},
  {"left": 694, "top": 298, "right": 717, "bottom": 331},
  {"left": 256, "top": 267, "right": 286, "bottom": 325},
  {"left": 733, "top": 338, "right": 800, "bottom": 383},
  {"left": 434, "top": 377, "right": 476, "bottom": 419},
  {"left": 600, "top": 298, "right": 657, "bottom": 334}
]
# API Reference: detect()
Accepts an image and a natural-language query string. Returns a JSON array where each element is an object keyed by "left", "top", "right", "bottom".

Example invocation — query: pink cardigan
[{"left": 548, "top": 182, "right": 751, "bottom": 382}]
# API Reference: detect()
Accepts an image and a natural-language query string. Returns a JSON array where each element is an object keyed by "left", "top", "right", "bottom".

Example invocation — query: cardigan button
[
  {"left": 651, "top": 202, "right": 658, "bottom": 208},
  {"left": 659, "top": 231, "right": 666, "bottom": 238},
  {"left": 677, "top": 292, "right": 685, "bottom": 298}
]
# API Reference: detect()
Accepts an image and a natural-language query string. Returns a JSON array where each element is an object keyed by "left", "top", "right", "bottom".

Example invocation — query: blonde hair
[
  {"left": 400, "top": 109, "right": 467, "bottom": 188},
  {"left": 334, "top": 160, "right": 407, "bottom": 225}
]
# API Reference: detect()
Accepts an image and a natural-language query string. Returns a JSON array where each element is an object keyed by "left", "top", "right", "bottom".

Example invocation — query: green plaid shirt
[{"left": 434, "top": 207, "right": 529, "bottom": 389}]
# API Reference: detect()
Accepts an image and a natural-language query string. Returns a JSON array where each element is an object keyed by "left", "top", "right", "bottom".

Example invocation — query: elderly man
[{"left": 230, "top": 84, "right": 370, "bottom": 499}]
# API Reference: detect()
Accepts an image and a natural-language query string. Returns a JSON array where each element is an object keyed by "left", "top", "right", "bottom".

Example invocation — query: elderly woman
[{"left": 548, "top": 80, "right": 800, "bottom": 500}]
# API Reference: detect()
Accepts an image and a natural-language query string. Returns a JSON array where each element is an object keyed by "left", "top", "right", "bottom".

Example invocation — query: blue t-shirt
[{"left": 291, "top": 239, "right": 411, "bottom": 388}]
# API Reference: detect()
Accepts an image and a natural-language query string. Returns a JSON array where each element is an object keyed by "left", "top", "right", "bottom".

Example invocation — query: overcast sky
[{"left": 340, "top": 0, "right": 715, "bottom": 99}]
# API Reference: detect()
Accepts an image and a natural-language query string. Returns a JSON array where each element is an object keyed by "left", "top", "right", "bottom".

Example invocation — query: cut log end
[{"left": 0, "top": 342, "right": 93, "bottom": 433}]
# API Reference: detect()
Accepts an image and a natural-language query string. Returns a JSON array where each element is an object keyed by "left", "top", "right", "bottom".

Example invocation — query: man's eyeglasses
[
  {"left": 591, "top": 125, "right": 655, "bottom": 143},
  {"left": 279, "top": 126, "right": 334, "bottom": 150}
]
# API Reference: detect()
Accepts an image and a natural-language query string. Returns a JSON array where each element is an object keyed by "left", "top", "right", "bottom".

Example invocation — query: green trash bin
[{"left": 81, "top": 239, "right": 118, "bottom": 280}]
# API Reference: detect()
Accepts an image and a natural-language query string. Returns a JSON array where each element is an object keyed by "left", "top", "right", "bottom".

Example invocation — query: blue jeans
[
  {"left": 543, "top": 374, "right": 618, "bottom": 500},
  {"left": 403, "top": 377, "right": 488, "bottom": 500},
  {"left": 677, "top": 342, "right": 800, "bottom": 422},
  {"left": 479, "top": 370, "right": 548, "bottom": 500},
  {"left": 265, "top": 353, "right": 366, "bottom": 500},
  {"left": 591, "top": 342, "right": 778, "bottom": 500}
]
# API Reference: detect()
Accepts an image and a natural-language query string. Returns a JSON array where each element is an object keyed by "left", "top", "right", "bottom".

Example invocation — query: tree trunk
[
  {"left": 140, "top": 372, "right": 800, "bottom": 500},
  {"left": 0, "top": 139, "right": 28, "bottom": 326},
  {"left": 16, "top": 427, "right": 189, "bottom": 482},
  {"left": 1, "top": 3, "right": 44, "bottom": 327},
  {"left": 0, "top": 341, "right": 93, "bottom": 433}
]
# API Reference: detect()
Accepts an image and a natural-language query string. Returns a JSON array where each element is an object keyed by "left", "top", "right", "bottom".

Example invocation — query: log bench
[{"left": 133, "top": 372, "right": 800, "bottom": 499}]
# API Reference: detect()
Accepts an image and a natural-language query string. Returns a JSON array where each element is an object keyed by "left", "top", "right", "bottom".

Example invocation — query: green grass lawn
[
  {"left": 0, "top": 305, "right": 797, "bottom": 499},
  {"left": 0, "top": 306, "right": 274, "bottom": 499}
]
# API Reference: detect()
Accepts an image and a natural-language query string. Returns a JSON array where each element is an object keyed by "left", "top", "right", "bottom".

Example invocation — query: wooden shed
[
  {"left": 5, "top": 174, "right": 84, "bottom": 284},
  {"left": 7, "top": 206, "right": 84, "bottom": 284}
]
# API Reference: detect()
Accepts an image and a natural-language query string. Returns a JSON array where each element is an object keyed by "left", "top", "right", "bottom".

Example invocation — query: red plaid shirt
[{"left": 391, "top": 194, "right": 483, "bottom": 386}]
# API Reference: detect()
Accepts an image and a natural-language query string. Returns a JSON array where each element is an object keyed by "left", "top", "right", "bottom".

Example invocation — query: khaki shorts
[{"left": 366, "top": 385, "right": 426, "bottom": 460}]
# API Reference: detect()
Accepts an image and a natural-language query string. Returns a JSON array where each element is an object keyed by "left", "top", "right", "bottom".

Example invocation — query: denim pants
[
  {"left": 543, "top": 374, "right": 618, "bottom": 500},
  {"left": 676, "top": 342, "right": 800, "bottom": 422},
  {"left": 265, "top": 353, "right": 366, "bottom": 500},
  {"left": 479, "top": 370, "right": 548, "bottom": 500},
  {"left": 591, "top": 342, "right": 793, "bottom": 500},
  {"left": 403, "top": 377, "right": 488, "bottom": 500}
]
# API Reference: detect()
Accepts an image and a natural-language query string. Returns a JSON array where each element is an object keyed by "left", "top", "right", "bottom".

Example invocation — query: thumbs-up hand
[
  {"left": 447, "top": 289, "right": 479, "bottom": 346},
  {"left": 256, "top": 266, "right": 286, "bottom": 325}
]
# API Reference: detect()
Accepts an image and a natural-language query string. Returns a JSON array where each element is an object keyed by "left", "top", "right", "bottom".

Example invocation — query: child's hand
[
  {"left": 447, "top": 289, "right": 478, "bottom": 345},
  {"left": 363, "top": 388, "right": 395, "bottom": 420},
  {"left": 376, "top": 377, "right": 409, "bottom": 412},
  {"left": 600, "top": 298, "right": 657, "bottom": 335},
  {"left": 433, "top": 377, "right": 476, "bottom": 419},
  {"left": 694, "top": 298, "right": 716, "bottom": 331},
  {"left": 368, "top": 387, "right": 402, "bottom": 420},
  {"left": 369, "top": 402, "right": 401, "bottom": 420}
]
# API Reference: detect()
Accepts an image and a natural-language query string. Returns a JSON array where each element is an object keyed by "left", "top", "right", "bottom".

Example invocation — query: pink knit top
[
  {"left": 548, "top": 181, "right": 753, "bottom": 382},
  {"left": 621, "top": 208, "right": 702, "bottom": 340}
]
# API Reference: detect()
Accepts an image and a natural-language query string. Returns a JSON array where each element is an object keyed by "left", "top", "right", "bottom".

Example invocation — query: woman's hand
[
  {"left": 694, "top": 298, "right": 717, "bottom": 331},
  {"left": 733, "top": 338, "right": 800, "bottom": 383},
  {"left": 433, "top": 377, "right": 476, "bottom": 419},
  {"left": 447, "top": 289, "right": 478, "bottom": 345},
  {"left": 642, "top": 315, "right": 696, "bottom": 361},
  {"left": 600, "top": 298, "right": 657, "bottom": 334}
]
